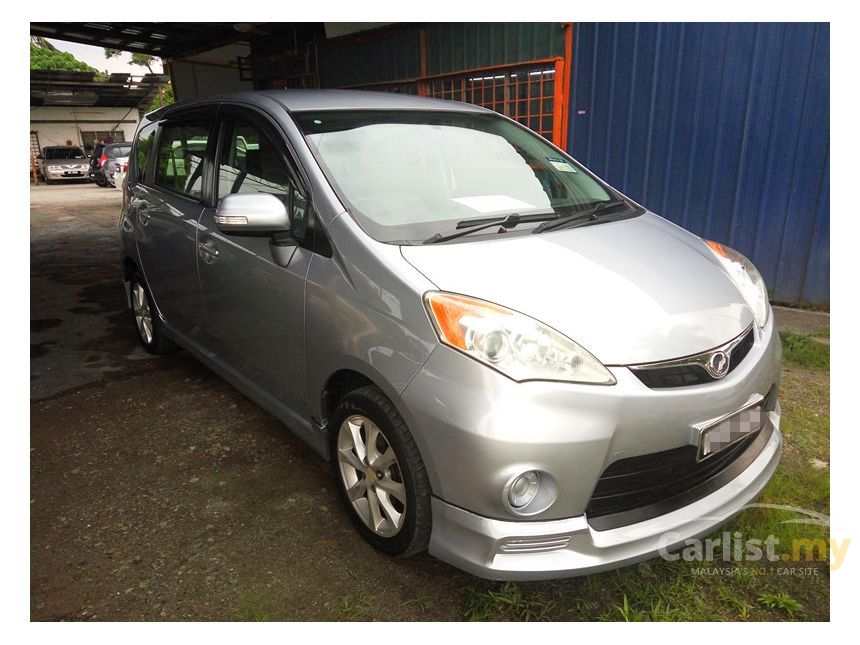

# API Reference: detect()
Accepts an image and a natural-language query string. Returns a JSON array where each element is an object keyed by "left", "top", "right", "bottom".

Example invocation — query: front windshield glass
[
  {"left": 294, "top": 110, "right": 617, "bottom": 243},
  {"left": 46, "top": 147, "right": 86, "bottom": 160}
]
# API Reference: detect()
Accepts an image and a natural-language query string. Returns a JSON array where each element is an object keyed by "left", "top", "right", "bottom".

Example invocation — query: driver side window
[{"left": 217, "top": 120, "right": 308, "bottom": 240}]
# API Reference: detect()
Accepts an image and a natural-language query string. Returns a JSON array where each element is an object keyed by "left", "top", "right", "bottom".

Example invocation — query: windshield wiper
[
  {"left": 424, "top": 212, "right": 556, "bottom": 244},
  {"left": 531, "top": 199, "right": 630, "bottom": 234}
]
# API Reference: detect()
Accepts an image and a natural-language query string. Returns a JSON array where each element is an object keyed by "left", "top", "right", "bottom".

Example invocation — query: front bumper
[
  {"left": 400, "top": 313, "right": 782, "bottom": 579},
  {"left": 428, "top": 404, "right": 781, "bottom": 580},
  {"left": 45, "top": 166, "right": 89, "bottom": 179}
]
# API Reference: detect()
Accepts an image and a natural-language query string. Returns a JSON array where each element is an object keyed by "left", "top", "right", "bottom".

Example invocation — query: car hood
[
  {"left": 45, "top": 159, "right": 87, "bottom": 165},
  {"left": 399, "top": 212, "right": 754, "bottom": 365}
]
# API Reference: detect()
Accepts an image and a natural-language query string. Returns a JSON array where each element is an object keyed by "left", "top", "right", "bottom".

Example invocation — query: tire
[
  {"left": 330, "top": 385, "right": 432, "bottom": 556},
  {"left": 129, "top": 273, "right": 176, "bottom": 355}
]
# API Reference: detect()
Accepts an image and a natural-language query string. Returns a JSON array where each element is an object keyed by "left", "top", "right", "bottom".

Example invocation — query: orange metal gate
[
  {"left": 349, "top": 24, "right": 573, "bottom": 148},
  {"left": 417, "top": 58, "right": 568, "bottom": 147}
]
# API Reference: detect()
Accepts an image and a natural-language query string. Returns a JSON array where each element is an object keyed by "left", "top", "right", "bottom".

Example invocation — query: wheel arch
[{"left": 318, "top": 363, "right": 439, "bottom": 495}]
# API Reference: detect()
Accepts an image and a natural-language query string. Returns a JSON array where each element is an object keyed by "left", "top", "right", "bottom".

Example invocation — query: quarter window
[
  {"left": 135, "top": 124, "right": 157, "bottom": 182},
  {"left": 217, "top": 121, "right": 308, "bottom": 238},
  {"left": 154, "top": 121, "right": 210, "bottom": 199}
]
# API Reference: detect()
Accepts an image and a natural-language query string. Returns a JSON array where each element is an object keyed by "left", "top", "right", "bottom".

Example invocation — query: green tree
[
  {"left": 30, "top": 42, "right": 98, "bottom": 74},
  {"left": 147, "top": 82, "right": 175, "bottom": 113},
  {"left": 30, "top": 36, "right": 56, "bottom": 50},
  {"left": 104, "top": 48, "right": 159, "bottom": 73}
]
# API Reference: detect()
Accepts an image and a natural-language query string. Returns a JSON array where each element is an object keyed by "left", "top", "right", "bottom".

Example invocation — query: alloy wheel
[
  {"left": 336, "top": 415, "right": 407, "bottom": 537},
  {"left": 132, "top": 282, "right": 154, "bottom": 345}
]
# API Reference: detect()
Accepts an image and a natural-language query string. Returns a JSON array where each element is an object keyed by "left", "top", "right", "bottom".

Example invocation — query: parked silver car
[
  {"left": 38, "top": 146, "right": 90, "bottom": 184},
  {"left": 119, "top": 90, "right": 782, "bottom": 580}
]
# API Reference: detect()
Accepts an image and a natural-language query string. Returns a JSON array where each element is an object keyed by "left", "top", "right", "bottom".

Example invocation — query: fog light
[{"left": 508, "top": 471, "right": 540, "bottom": 508}]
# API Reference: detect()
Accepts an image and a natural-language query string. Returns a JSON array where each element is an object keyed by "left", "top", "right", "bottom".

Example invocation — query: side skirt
[{"left": 162, "top": 323, "right": 329, "bottom": 460}]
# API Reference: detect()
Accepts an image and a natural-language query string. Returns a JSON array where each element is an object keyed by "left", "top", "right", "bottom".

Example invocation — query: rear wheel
[
  {"left": 130, "top": 273, "right": 175, "bottom": 355},
  {"left": 330, "top": 386, "right": 432, "bottom": 556}
]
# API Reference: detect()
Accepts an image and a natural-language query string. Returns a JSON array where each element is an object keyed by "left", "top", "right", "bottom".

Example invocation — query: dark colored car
[{"left": 90, "top": 142, "right": 132, "bottom": 187}]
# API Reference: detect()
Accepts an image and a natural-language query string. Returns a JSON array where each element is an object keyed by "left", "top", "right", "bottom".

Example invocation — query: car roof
[{"left": 147, "top": 89, "right": 488, "bottom": 122}]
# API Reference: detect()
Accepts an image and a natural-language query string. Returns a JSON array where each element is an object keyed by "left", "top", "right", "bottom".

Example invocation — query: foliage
[
  {"left": 30, "top": 36, "right": 56, "bottom": 50},
  {"left": 105, "top": 48, "right": 159, "bottom": 73},
  {"left": 147, "top": 83, "right": 175, "bottom": 113},
  {"left": 30, "top": 42, "right": 97, "bottom": 74},
  {"left": 779, "top": 331, "right": 830, "bottom": 369},
  {"left": 758, "top": 591, "right": 804, "bottom": 618},
  {"left": 463, "top": 582, "right": 555, "bottom": 621},
  {"left": 234, "top": 594, "right": 270, "bottom": 621}
]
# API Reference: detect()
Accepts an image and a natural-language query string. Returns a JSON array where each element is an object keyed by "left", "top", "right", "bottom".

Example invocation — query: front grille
[
  {"left": 631, "top": 326, "right": 755, "bottom": 389},
  {"left": 586, "top": 420, "right": 773, "bottom": 531}
]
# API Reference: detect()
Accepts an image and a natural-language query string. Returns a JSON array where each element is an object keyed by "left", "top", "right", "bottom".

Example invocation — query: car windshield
[
  {"left": 295, "top": 110, "right": 618, "bottom": 243},
  {"left": 45, "top": 147, "right": 86, "bottom": 160}
]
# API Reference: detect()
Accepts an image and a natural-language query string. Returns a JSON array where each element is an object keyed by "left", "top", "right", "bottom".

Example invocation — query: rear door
[
  {"left": 196, "top": 105, "right": 314, "bottom": 415},
  {"left": 133, "top": 107, "right": 216, "bottom": 340}
]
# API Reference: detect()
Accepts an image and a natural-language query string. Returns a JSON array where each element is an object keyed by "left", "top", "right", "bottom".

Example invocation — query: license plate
[
  {"left": 63, "top": 171, "right": 82, "bottom": 176},
  {"left": 697, "top": 404, "right": 763, "bottom": 461}
]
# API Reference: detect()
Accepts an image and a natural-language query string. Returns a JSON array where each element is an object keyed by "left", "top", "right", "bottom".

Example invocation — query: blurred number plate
[{"left": 698, "top": 405, "right": 763, "bottom": 461}]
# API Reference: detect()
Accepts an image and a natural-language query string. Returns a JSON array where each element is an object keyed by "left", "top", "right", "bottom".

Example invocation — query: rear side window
[
  {"left": 154, "top": 121, "right": 210, "bottom": 199},
  {"left": 135, "top": 123, "right": 157, "bottom": 182},
  {"left": 109, "top": 144, "right": 132, "bottom": 158}
]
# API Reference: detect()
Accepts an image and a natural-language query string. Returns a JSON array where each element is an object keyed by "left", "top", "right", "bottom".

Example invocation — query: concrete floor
[{"left": 30, "top": 183, "right": 829, "bottom": 620}]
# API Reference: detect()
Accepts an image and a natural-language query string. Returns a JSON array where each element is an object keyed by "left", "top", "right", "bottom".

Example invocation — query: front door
[{"left": 196, "top": 110, "right": 313, "bottom": 416}]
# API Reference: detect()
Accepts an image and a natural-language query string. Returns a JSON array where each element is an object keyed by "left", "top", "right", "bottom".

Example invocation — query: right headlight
[
  {"left": 704, "top": 240, "right": 770, "bottom": 328},
  {"left": 423, "top": 291, "right": 615, "bottom": 384}
]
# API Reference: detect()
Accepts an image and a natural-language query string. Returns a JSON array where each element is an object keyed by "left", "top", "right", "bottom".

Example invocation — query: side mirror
[{"left": 215, "top": 193, "right": 291, "bottom": 234}]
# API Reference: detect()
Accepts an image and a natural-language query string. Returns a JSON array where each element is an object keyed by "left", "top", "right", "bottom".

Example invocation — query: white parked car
[{"left": 111, "top": 157, "right": 129, "bottom": 189}]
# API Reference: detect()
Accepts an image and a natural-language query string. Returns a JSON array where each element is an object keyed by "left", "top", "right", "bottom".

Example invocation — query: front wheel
[{"left": 330, "top": 386, "right": 432, "bottom": 556}]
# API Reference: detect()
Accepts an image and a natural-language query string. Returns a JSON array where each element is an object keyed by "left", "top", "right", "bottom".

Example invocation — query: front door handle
[{"left": 197, "top": 240, "right": 220, "bottom": 264}]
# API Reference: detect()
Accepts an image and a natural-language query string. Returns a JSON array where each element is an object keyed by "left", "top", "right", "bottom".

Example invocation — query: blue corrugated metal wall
[{"left": 569, "top": 23, "right": 829, "bottom": 305}]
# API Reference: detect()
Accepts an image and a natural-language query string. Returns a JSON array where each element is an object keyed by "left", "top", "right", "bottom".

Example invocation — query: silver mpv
[{"left": 119, "top": 90, "right": 782, "bottom": 580}]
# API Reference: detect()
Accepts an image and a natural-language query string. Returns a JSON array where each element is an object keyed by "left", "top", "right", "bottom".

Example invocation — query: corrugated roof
[{"left": 30, "top": 70, "right": 169, "bottom": 108}]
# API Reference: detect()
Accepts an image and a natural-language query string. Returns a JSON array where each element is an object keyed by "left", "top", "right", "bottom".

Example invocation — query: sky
[{"left": 46, "top": 39, "right": 164, "bottom": 75}]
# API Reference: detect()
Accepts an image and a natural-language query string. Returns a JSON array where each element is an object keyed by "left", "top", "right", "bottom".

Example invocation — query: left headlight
[
  {"left": 423, "top": 291, "right": 616, "bottom": 384},
  {"left": 704, "top": 240, "right": 770, "bottom": 328}
]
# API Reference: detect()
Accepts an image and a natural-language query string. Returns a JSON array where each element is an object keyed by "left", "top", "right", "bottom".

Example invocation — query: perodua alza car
[{"left": 119, "top": 90, "right": 782, "bottom": 580}]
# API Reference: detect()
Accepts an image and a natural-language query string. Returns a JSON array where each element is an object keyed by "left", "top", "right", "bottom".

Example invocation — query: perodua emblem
[{"left": 706, "top": 350, "right": 730, "bottom": 378}]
